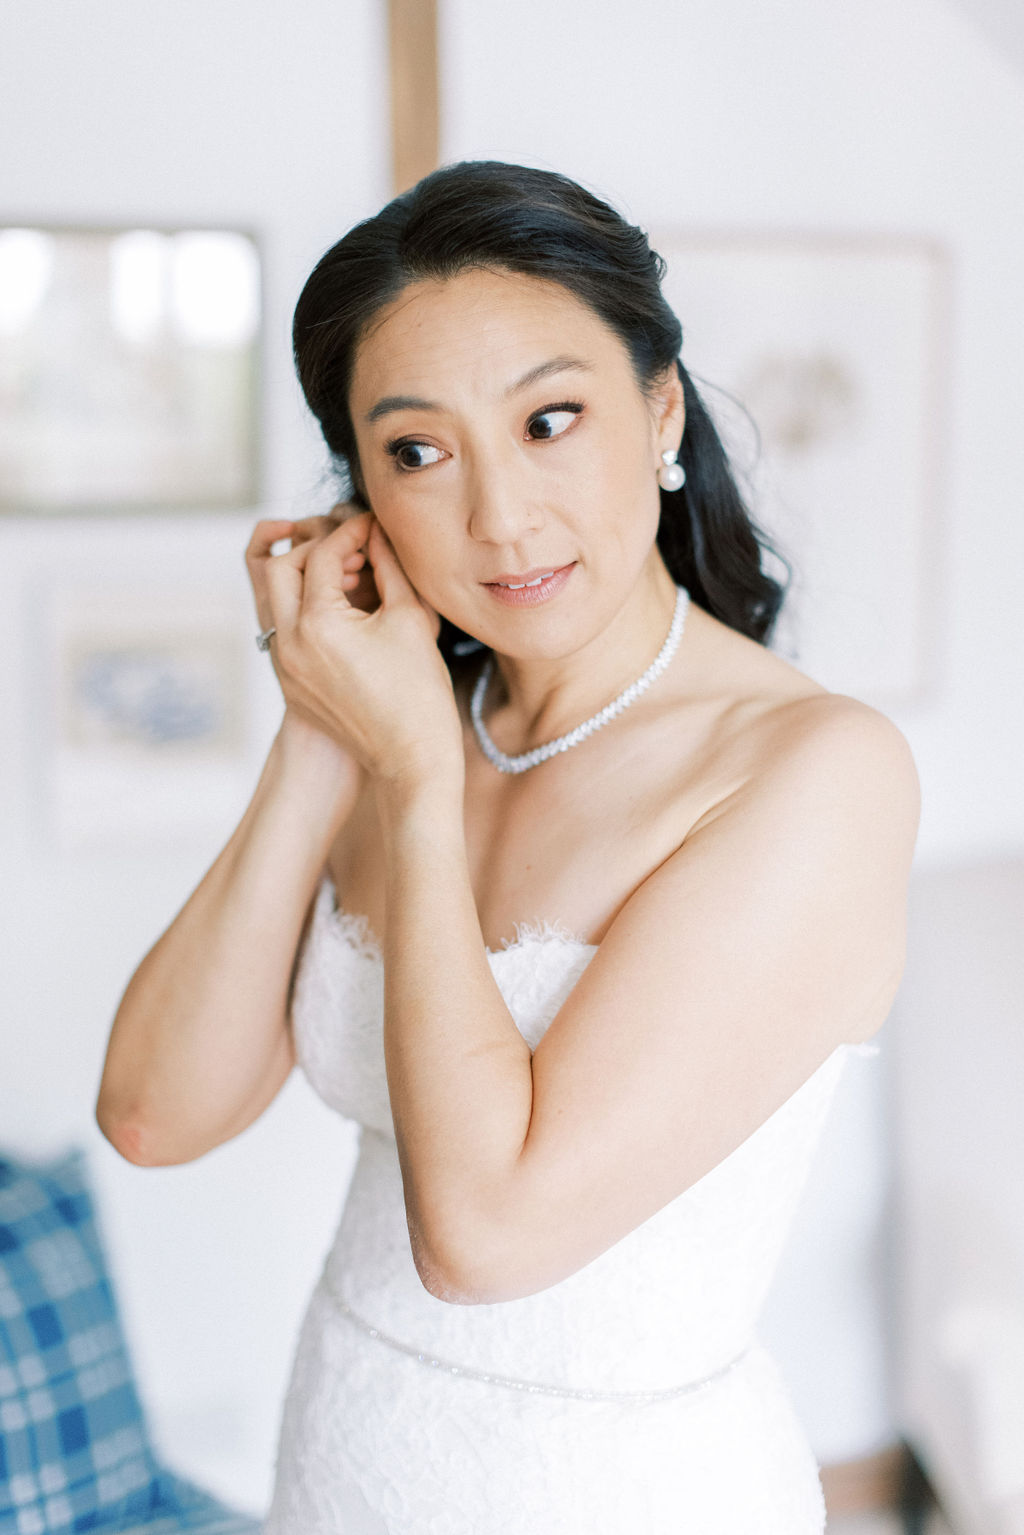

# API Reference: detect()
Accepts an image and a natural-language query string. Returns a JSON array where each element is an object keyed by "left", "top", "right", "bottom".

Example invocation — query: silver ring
[{"left": 255, "top": 626, "right": 277, "bottom": 652}]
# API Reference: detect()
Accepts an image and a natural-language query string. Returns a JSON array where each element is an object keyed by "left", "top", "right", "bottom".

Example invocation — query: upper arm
[
  {"left": 487, "top": 697, "right": 921, "bottom": 1297},
  {"left": 204, "top": 1022, "right": 297, "bottom": 1154}
]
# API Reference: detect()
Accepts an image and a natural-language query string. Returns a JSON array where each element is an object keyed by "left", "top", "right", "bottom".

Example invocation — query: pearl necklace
[{"left": 470, "top": 584, "right": 691, "bottom": 774}]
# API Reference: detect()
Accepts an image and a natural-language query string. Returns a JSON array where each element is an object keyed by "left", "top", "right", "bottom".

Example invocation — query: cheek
[
  {"left": 380, "top": 508, "right": 457, "bottom": 594},
  {"left": 591, "top": 448, "right": 663, "bottom": 561},
  {"left": 580, "top": 437, "right": 652, "bottom": 516}
]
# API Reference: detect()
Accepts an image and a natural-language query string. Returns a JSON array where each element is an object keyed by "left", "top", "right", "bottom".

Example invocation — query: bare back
[{"left": 325, "top": 599, "right": 831, "bottom": 952}]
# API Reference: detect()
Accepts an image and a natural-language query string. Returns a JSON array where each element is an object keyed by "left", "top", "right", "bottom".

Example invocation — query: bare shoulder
[
  {"left": 682, "top": 604, "right": 920, "bottom": 840},
  {"left": 758, "top": 687, "right": 918, "bottom": 786},
  {"left": 763, "top": 688, "right": 920, "bottom": 816},
  {"left": 698, "top": 695, "right": 922, "bottom": 883}
]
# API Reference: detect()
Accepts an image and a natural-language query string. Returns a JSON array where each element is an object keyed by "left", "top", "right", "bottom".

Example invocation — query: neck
[{"left": 481, "top": 553, "right": 681, "bottom": 753}]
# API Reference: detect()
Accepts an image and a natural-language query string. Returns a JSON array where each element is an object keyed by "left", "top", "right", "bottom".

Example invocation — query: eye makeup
[
  {"left": 524, "top": 400, "right": 584, "bottom": 439},
  {"left": 383, "top": 400, "right": 585, "bottom": 471}
]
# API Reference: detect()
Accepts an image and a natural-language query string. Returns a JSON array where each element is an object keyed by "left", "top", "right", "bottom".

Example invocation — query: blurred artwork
[
  {"left": 0, "top": 226, "right": 260, "bottom": 511},
  {"left": 42, "top": 587, "right": 253, "bottom": 847},
  {"left": 654, "top": 233, "right": 948, "bottom": 706},
  {"left": 60, "top": 631, "right": 244, "bottom": 755}
]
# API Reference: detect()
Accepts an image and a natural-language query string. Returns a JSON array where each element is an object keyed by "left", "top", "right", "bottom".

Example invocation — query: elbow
[
  {"left": 95, "top": 1106, "right": 161, "bottom": 1166},
  {"left": 403, "top": 1167, "right": 561, "bottom": 1305},
  {"left": 408, "top": 1223, "right": 484, "bottom": 1305},
  {"left": 94, "top": 1095, "right": 195, "bottom": 1168},
  {"left": 408, "top": 1214, "right": 537, "bottom": 1307},
  {"left": 94, "top": 1057, "right": 163, "bottom": 1165},
  {"left": 415, "top": 1254, "right": 506, "bottom": 1307},
  {"left": 416, "top": 1263, "right": 480, "bottom": 1307}
]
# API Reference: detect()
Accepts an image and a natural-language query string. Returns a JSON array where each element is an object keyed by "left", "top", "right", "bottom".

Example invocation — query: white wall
[
  {"left": 0, "top": 0, "right": 390, "bottom": 1514},
  {"left": 440, "top": 0, "right": 1024, "bottom": 868},
  {"left": 2, "top": 0, "right": 1020, "bottom": 1516},
  {"left": 955, "top": 0, "right": 1024, "bottom": 75}
]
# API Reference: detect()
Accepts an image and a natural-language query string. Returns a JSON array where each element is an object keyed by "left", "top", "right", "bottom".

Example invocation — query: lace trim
[
  {"left": 496, "top": 916, "right": 596, "bottom": 952},
  {"left": 315, "top": 876, "right": 882, "bottom": 1057},
  {"left": 319, "top": 875, "right": 596, "bottom": 959},
  {"left": 321, "top": 1280, "right": 753, "bottom": 1404}
]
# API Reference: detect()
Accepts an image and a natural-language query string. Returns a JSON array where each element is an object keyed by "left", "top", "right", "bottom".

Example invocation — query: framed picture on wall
[
  {"left": 0, "top": 224, "right": 261, "bottom": 513},
  {"left": 38, "top": 580, "right": 262, "bottom": 848},
  {"left": 651, "top": 230, "right": 950, "bottom": 707}
]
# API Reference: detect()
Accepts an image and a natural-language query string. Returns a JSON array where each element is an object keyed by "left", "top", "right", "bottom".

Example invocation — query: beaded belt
[{"left": 323, "top": 1282, "right": 754, "bottom": 1404}]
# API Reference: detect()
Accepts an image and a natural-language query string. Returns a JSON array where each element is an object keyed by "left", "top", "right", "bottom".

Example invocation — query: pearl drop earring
[{"left": 657, "top": 448, "right": 686, "bottom": 492}]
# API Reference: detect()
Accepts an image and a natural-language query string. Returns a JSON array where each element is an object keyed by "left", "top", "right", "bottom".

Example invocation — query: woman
[{"left": 98, "top": 161, "right": 920, "bottom": 1533}]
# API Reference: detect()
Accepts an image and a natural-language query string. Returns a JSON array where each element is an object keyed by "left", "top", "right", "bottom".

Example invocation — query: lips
[
  {"left": 482, "top": 563, "right": 576, "bottom": 607},
  {"left": 484, "top": 563, "right": 573, "bottom": 587}
]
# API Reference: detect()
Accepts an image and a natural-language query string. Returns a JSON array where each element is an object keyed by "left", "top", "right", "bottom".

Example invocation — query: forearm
[
  {"left": 97, "top": 723, "right": 361, "bottom": 1161},
  {"left": 378, "top": 777, "right": 534, "bottom": 1300}
]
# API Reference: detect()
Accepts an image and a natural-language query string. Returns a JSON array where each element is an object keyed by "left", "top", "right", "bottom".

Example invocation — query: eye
[
  {"left": 385, "top": 439, "right": 447, "bottom": 472},
  {"left": 526, "top": 401, "right": 584, "bottom": 441}
]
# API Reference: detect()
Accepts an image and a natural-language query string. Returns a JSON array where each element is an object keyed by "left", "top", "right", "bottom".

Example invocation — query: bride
[{"left": 98, "top": 160, "right": 920, "bottom": 1533}]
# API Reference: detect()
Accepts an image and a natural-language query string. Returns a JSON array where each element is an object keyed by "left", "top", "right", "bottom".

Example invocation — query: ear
[{"left": 650, "top": 363, "right": 686, "bottom": 464}]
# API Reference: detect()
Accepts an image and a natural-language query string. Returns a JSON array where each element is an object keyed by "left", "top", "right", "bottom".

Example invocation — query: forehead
[{"left": 349, "top": 267, "right": 629, "bottom": 407}]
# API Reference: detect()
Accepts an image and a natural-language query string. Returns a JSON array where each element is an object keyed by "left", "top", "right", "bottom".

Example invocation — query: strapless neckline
[
  {"left": 322, "top": 876, "right": 599, "bottom": 960},
  {"left": 316, "top": 876, "right": 879, "bottom": 1057}
]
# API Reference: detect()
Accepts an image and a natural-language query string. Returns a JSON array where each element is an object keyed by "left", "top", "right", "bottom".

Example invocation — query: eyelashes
[
  {"left": 524, "top": 400, "right": 585, "bottom": 439},
  {"left": 384, "top": 400, "right": 585, "bottom": 472},
  {"left": 384, "top": 440, "right": 443, "bottom": 471}
]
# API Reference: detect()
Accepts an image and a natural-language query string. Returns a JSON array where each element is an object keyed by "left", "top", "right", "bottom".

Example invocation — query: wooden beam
[
  {"left": 820, "top": 1442, "right": 911, "bottom": 1517},
  {"left": 387, "top": 0, "right": 440, "bottom": 195}
]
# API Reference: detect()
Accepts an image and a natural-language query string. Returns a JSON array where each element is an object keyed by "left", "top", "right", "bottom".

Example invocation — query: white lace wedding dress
[{"left": 263, "top": 875, "right": 877, "bottom": 1534}]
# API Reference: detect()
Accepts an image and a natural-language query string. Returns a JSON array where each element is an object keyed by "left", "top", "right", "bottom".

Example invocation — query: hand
[
  {"left": 246, "top": 509, "right": 367, "bottom": 782},
  {"left": 323, "top": 500, "right": 383, "bottom": 615},
  {"left": 247, "top": 505, "right": 373, "bottom": 630},
  {"left": 265, "top": 506, "right": 386, "bottom": 786},
  {"left": 247, "top": 507, "right": 463, "bottom": 791}
]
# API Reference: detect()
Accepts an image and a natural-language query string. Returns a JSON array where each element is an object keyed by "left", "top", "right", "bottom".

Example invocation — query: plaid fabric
[
  {"left": 115, "top": 1471, "right": 261, "bottom": 1533},
  {"left": 0, "top": 1149, "right": 259, "bottom": 1535}
]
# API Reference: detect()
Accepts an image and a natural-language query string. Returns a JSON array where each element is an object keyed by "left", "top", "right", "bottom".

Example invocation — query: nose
[{"left": 464, "top": 438, "right": 541, "bottom": 545}]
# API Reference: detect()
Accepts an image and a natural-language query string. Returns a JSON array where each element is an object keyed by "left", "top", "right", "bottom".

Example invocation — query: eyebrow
[{"left": 363, "top": 355, "right": 595, "bottom": 424}]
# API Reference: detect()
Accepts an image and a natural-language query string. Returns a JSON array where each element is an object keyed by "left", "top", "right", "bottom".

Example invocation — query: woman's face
[{"left": 347, "top": 266, "right": 684, "bottom": 656}]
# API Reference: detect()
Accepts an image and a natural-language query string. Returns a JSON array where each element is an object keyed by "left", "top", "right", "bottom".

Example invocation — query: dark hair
[{"left": 293, "top": 160, "right": 790, "bottom": 670}]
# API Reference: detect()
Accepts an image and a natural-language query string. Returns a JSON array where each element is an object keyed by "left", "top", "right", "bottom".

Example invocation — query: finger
[
  {"left": 340, "top": 565, "right": 381, "bottom": 610},
  {"left": 262, "top": 543, "right": 307, "bottom": 639},
  {"left": 273, "top": 511, "right": 371, "bottom": 562},
  {"left": 366, "top": 521, "right": 440, "bottom": 636},
  {"left": 337, "top": 508, "right": 374, "bottom": 541},
  {"left": 245, "top": 519, "right": 295, "bottom": 564},
  {"left": 289, "top": 539, "right": 322, "bottom": 576},
  {"left": 302, "top": 514, "right": 378, "bottom": 599},
  {"left": 327, "top": 499, "right": 368, "bottom": 524},
  {"left": 300, "top": 508, "right": 373, "bottom": 553},
  {"left": 289, "top": 514, "right": 340, "bottom": 546},
  {"left": 270, "top": 510, "right": 371, "bottom": 577},
  {"left": 338, "top": 558, "right": 365, "bottom": 584},
  {"left": 362, "top": 517, "right": 419, "bottom": 609},
  {"left": 290, "top": 535, "right": 364, "bottom": 579},
  {"left": 245, "top": 521, "right": 297, "bottom": 631},
  {"left": 300, "top": 524, "right": 362, "bottom": 610}
]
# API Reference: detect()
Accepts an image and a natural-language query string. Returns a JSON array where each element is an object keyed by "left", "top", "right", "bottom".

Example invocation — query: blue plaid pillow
[{"left": 0, "top": 1148, "right": 258, "bottom": 1534}]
